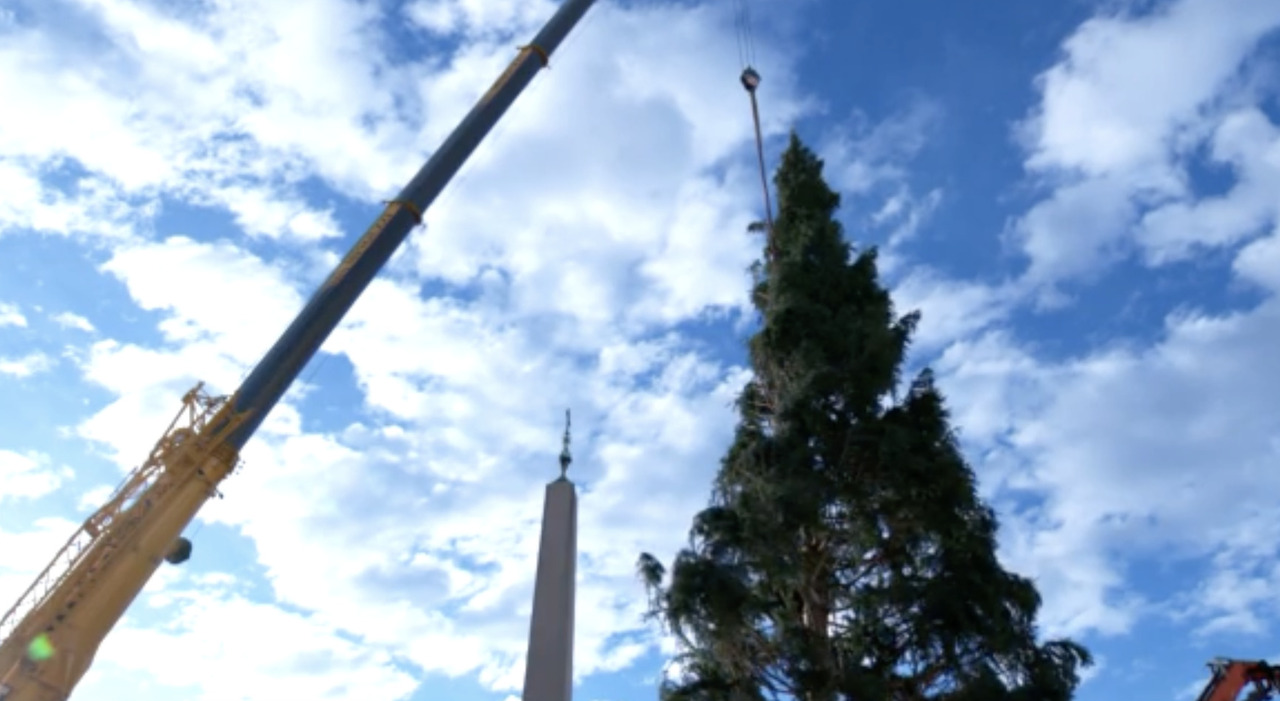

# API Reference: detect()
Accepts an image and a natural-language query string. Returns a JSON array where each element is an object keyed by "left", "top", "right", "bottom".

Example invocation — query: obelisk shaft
[{"left": 521, "top": 476, "right": 578, "bottom": 701}]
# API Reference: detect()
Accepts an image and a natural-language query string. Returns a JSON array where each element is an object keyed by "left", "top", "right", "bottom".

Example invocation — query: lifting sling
[{"left": 734, "top": 0, "right": 776, "bottom": 260}]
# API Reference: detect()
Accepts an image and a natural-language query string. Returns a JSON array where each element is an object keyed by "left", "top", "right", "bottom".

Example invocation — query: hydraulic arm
[
  {"left": 1196, "top": 658, "right": 1280, "bottom": 701},
  {"left": 0, "top": 1, "right": 597, "bottom": 698}
]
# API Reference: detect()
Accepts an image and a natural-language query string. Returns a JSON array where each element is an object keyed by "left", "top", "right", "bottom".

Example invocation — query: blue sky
[{"left": 1, "top": 0, "right": 1279, "bottom": 699}]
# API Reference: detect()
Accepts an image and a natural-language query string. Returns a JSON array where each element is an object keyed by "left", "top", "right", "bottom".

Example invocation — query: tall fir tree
[{"left": 638, "top": 133, "right": 1091, "bottom": 701}]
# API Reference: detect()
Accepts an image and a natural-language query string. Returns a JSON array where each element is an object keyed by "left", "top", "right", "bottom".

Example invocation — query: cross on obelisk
[{"left": 521, "top": 409, "right": 578, "bottom": 701}]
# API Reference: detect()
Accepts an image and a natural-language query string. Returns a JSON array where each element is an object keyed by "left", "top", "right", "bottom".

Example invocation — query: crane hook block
[
  {"left": 164, "top": 537, "right": 193, "bottom": 565},
  {"left": 741, "top": 67, "right": 761, "bottom": 93}
]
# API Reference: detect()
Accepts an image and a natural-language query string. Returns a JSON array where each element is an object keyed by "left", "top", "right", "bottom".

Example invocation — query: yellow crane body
[{"left": 0, "top": 386, "right": 241, "bottom": 700}]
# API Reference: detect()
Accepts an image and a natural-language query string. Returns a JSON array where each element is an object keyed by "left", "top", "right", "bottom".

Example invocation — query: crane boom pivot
[{"left": 0, "top": 1, "right": 597, "bottom": 698}]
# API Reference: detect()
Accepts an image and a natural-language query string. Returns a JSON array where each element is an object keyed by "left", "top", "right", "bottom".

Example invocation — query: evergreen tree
[{"left": 637, "top": 134, "right": 1091, "bottom": 701}]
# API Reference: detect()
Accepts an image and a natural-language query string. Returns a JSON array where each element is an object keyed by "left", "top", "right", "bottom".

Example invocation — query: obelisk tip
[{"left": 558, "top": 409, "right": 572, "bottom": 479}]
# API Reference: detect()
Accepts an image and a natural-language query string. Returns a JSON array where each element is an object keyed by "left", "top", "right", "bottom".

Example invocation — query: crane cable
[{"left": 734, "top": 0, "right": 776, "bottom": 260}]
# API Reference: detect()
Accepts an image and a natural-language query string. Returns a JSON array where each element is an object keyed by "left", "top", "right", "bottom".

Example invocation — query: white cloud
[
  {"left": 0, "top": 0, "right": 421, "bottom": 242},
  {"left": 0, "top": 301, "right": 27, "bottom": 327},
  {"left": 935, "top": 289, "right": 1280, "bottom": 638},
  {"left": 405, "top": 0, "right": 555, "bottom": 38},
  {"left": 1235, "top": 226, "right": 1280, "bottom": 293},
  {"left": 817, "top": 100, "right": 949, "bottom": 283},
  {"left": 891, "top": 268, "right": 1017, "bottom": 353},
  {"left": 78, "top": 484, "right": 115, "bottom": 511},
  {"left": 1022, "top": 0, "right": 1280, "bottom": 179},
  {"left": 975, "top": 8, "right": 1280, "bottom": 642},
  {"left": 71, "top": 236, "right": 307, "bottom": 468},
  {"left": 0, "top": 352, "right": 56, "bottom": 377},
  {"left": 100, "top": 236, "right": 303, "bottom": 362},
  {"left": 1013, "top": 0, "right": 1280, "bottom": 287},
  {"left": 0, "top": 28, "right": 174, "bottom": 193},
  {"left": 0, "top": 160, "right": 143, "bottom": 240},
  {"left": 0, "top": 0, "right": 808, "bottom": 328},
  {"left": 210, "top": 186, "right": 344, "bottom": 242},
  {"left": 400, "top": 0, "right": 809, "bottom": 332},
  {"left": 1079, "top": 655, "right": 1106, "bottom": 686},
  {"left": 1136, "top": 106, "right": 1280, "bottom": 264},
  {"left": 1177, "top": 553, "right": 1280, "bottom": 638},
  {"left": 825, "top": 99, "right": 941, "bottom": 196},
  {"left": 0, "top": 517, "right": 82, "bottom": 618},
  {"left": 0, "top": 450, "right": 71, "bottom": 501},
  {"left": 52, "top": 311, "right": 96, "bottom": 332},
  {"left": 1012, "top": 173, "right": 1140, "bottom": 285},
  {"left": 76, "top": 578, "right": 419, "bottom": 701},
  {"left": 877, "top": 187, "right": 942, "bottom": 246}
]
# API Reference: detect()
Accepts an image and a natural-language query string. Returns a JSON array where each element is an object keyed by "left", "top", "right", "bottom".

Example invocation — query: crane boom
[{"left": 0, "top": 1, "right": 597, "bottom": 698}]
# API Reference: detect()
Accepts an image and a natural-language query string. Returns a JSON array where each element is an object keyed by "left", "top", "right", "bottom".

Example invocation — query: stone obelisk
[{"left": 521, "top": 410, "right": 578, "bottom": 701}]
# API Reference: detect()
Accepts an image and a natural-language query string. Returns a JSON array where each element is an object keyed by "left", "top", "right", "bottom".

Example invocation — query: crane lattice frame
[{"left": 0, "top": 383, "right": 234, "bottom": 645}]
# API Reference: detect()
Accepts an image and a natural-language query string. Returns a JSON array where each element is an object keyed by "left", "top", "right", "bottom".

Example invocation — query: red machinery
[{"left": 1197, "top": 658, "right": 1280, "bottom": 701}]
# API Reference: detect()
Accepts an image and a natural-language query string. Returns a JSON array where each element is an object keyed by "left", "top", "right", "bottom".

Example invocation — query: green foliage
[{"left": 638, "top": 133, "right": 1091, "bottom": 701}]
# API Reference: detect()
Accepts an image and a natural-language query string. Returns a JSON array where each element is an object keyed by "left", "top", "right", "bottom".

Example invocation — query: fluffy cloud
[
  {"left": 212, "top": 186, "right": 344, "bottom": 242},
  {"left": 1022, "top": 0, "right": 1280, "bottom": 179},
  {"left": 1012, "top": 173, "right": 1140, "bottom": 286},
  {"left": 99, "top": 236, "right": 303, "bottom": 360},
  {"left": 1235, "top": 228, "right": 1280, "bottom": 294},
  {"left": 405, "top": 0, "right": 555, "bottom": 37},
  {"left": 822, "top": 99, "right": 946, "bottom": 279},
  {"left": 73, "top": 235, "right": 307, "bottom": 468},
  {"left": 0, "top": 352, "right": 57, "bottom": 378},
  {"left": 923, "top": 0, "right": 1280, "bottom": 642},
  {"left": 0, "top": 450, "right": 71, "bottom": 502},
  {"left": 825, "top": 98, "right": 942, "bottom": 196},
  {"left": 0, "top": 302, "right": 27, "bottom": 327},
  {"left": 76, "top": 575, "right": 419, "bottom": 701},
  {"left": 398, "top": 0, "right": 809, "bottom": 334},
  {"left": 1136, "top": 107, "right": 1280, "bottom": 264},
  {"left": 0, "top": 0, "right": 413, "bottom": 243},
  {"left": 0, "top": 161, "right": 143, "bottom": 240},
  {"left": 1012, "top": 0, "right": 1280, "bottom": 285},
  {"left": 0, "top": 517, "right": 82, "bottom": 633},
  {"left": 52, "top": 311, "right": 97, "bottom": 333},
  {"left": 890, "top": 268, "right": 1018, "bottom": 353},
  {"left": 935, "top": 285, "right": 1280, "bottom": 638}
]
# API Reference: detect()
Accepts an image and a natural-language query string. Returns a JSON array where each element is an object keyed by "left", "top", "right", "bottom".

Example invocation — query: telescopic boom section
[{"left": 0, "top": 2, "right": 596, "bottom": 698}]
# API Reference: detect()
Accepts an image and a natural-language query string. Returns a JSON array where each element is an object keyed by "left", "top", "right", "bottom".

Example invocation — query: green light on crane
[{"left": 25, "top": 635, "right": 53, "bottom": 662}]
